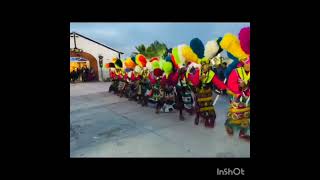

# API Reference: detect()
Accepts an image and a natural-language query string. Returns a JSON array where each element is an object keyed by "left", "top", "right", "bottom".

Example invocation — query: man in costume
[
  {"left": 225, "top": 58, "right": 250, "bottom": 141},
  {"left": 107, "top": 63, "right": 117, "bottom": 94},
  {"left": 184, "top": 38, "right": 227, "bottom": 128},
  {"left": 158, "top": 55, "right": 178, "bottom": 113},
  {"left": 220, "top": 27, "right": 250, "bottom": 141},
  {"left": 171, "top": 45, "right": 195, "bottom": 120},
  {"left": 188, "top": 58, "right": 227, "bottom": 128},
  {"left": 175, "top": 66, "right": 194, "bottom": 120},
  {"left": 129, "top": 65, "right": 142, "bottom": 101},
  {"left": 140, "top": 65, "right": 151, "bottom": 106},
  {"left": 148, "top": 59, "right": 164, "bottom": 113},
  {"left": 134, "top": 54, "right": 147, "bottom": 104},
  {"left": 114, "top": 59, "right": 126, "bottom": 97}
]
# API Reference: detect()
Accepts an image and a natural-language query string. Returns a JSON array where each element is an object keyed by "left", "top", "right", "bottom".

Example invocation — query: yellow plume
[
  {"left": 220, "top": 33, "right": 248, "bottom": 60},
  {"left": 182, "top": 45, "right": 199, "bottom": 64}
]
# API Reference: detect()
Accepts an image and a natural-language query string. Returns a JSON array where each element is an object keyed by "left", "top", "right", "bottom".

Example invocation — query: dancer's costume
[
  {"left": 114, "top": 59, "right": 126, "bottom": 97},
  {"left": 130, "top": 66, "right": 142, "bottom": 101},
  {"left": 148, "top": 59, "right": 164, "bottom": 113},
  {"left": 159, "top": 55, "right": 178, "bottom": 113},
  {"left": 123, "top": 57, "right": 136, "bottom": 100},
  {"left": 107, "top": 63, "right": 117, "bottom": 93},
  {"left": 171, "top": 45, "right": 194, "bottom": 120},
  {"left": 220, "top": 27, "right": 250, "bottom": 141},
  {"left": 140, "top": 67, "right": 150, "bottom": 106},
  {"left": 184, "top": 38, "right": 227, "bottom": 128},
  {"left": 135, "top": 54, "right": 147, "bottom": 104}
]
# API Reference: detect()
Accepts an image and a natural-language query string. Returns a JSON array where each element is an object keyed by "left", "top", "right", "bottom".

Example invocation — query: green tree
[{"left": 134, "top": 41, "right": 168, "bottom": 59}]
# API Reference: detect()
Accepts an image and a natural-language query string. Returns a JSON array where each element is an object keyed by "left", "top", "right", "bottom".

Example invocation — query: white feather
[{"left": 204, "top": 40, "right": 219, "bottom": 60}]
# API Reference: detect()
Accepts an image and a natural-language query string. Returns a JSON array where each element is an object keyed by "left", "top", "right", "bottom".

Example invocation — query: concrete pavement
[{"left": 70, "top": 82, "right": 250, "bottom": 157}]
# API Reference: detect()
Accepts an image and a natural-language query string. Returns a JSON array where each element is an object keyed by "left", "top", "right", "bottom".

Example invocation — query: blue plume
[{"left": 190, "top": 38, "right": 205, "bottom": 58}]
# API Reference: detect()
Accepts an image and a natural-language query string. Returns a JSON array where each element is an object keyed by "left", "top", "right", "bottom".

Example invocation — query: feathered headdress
[
  {"left": 220, "top": 33, "right": 248, "bottom": 61},
  {"left": 114, "top": 58, "right": 123, "bottom": 69},
  {"left": 239, "top": 27, "right": 250, "bottom": 55},
  {"left": 112, "top": 57, "right": 117, "bottom": 63},
  {"left": 105, "top": 62, "right": 115, "bottom": 68},
  {"left": 182, "top": 45, "right": 199, "bottom": 64},
  {"left": 151, "top": 58, "right": 163, "bottom": 77},
  {"left": 136, "top": 54, "right": 147, "bottom": 67},
  {"left": 172, "top": 46, "right": 185, "bottom": 69},
  {"left": 204, "top": 40, "right": 219, "bottom": 60},
  {"left": 124, "top": 57, "right": 136, "bottom": 70},
  {"left": 163, "top": 55, "right": 173, "bottom": 78},
  {"left": 190, "top": 38, "right": 205, "bottom": 59}
]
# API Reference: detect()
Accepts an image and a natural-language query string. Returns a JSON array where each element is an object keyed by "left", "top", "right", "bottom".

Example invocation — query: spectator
[
  {"left": 82, "top": 66, "right": 87, "bottom": 82},
  {"left": 71, "top": 69, "right": 76, "bottom": 83},
  {"left": 74, "top": 68, "right": 79, "bottom": 82},
  {"left": 85, "top": 66, "right": 89, "bottom": 81},
  {"left": 77, "top": 67, "right": 82, "bottom": 82}
]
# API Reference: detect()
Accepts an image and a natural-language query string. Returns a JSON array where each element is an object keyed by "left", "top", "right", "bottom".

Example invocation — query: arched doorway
[{"left": 70, "top": 51, "right": 99, "bottom": 81}]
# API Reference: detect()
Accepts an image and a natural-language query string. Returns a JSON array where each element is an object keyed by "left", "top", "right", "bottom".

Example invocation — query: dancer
[
  {"left": 184, "top": 38, "right": 227, "bottom": 128},
  {"left": 159, "top": 55, "right": 178, "bottom": 113},
  {"left": 220, "top": 27, "right": 250, "bottom": 141}
]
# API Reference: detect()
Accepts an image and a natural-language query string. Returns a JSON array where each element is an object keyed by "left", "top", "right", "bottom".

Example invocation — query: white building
[{"left": 70, "top": 32, "right": 123, "bottom": 81}]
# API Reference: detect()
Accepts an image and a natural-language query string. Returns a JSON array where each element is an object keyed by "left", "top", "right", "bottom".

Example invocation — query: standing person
[
  {"left": 81, "top": 66, "right": 86, "bottom": 82},
  {"left": 175, "top": 66, "right": 194, "bottom": 120},
  {"left": 82, "top": 66, "right": 88, "bottom": 82},
  {"left": 71, "top": 69, "right": 76, "bottom": 83},
  {"left": 184, "top": 38, "right": 227, "bottom": 128},
  {"left": 140, "top": 68, "right": 150, "bottom": 106},
  {"left": 85, "top": 66, "right": 89, "bottom": 82},
  {"left": 158, "top": 57, "right": 178, "bottom": 113},
  {"left": 108, "top": 67, "right": 116, "bottom": 93},
  {"left": 225, "top": 58, "right": 250, "bottom": 141},
  {"left": 148, "top": 60, "right": 164, "bottom": 113},
  {"left": 188, "top": 58, "right": 227, "bottom": 128},
  {"left": 221, "top": 26, "right": 250, "bottom": 142},
  {"left": 74, "top": 68, "right": 79, "bottom": 82},
  {"left": 77, "top": 66, "right": 82, "bottom": 82}
]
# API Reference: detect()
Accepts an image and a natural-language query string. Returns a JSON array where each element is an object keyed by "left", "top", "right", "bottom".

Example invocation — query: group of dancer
[{"left": 106, "top": 27, "right": 250, "bottom": 141}]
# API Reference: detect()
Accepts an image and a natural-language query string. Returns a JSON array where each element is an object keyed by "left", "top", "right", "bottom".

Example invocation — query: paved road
[{"left": 70, "top": 82, "right": 250, "bottom": 157}]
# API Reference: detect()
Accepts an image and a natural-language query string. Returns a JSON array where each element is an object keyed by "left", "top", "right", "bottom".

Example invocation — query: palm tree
[{"left": 134, "top": 41, "right": 168, "bottom": 59}]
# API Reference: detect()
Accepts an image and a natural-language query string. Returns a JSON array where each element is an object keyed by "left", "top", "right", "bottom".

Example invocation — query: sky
[{"left": 70, "top": 22, "right": 250, "bottom": 59}]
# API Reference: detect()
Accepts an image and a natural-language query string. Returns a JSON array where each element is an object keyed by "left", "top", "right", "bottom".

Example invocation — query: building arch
[{"left": 70, "top": 50, "right": 98, "bottom": 81}]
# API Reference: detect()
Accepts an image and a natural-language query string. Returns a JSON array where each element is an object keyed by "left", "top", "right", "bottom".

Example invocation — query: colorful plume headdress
[
  {"left": 114, "top": 58, "right": 123, "bottom": 69},
  {"left": 204, "top": 40, "right": 219, "bottom": 60},
  {"left": 182, "top": 45, "right": 199, "bottom": 64},
  {"left": 239, "top": 27, "right": 250, "bottom": 55},
  {"left": 136, "top": 54, "right": 147, "bottom": 67},
  {"left": 220, "top": 33, "right": 248, "bottom": 61},
  {"left": 124, "top": 57, "right": 136, "bottom": 69},
  {"left": 190, "top": 38, "right": 205, "bottom": 59}
]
